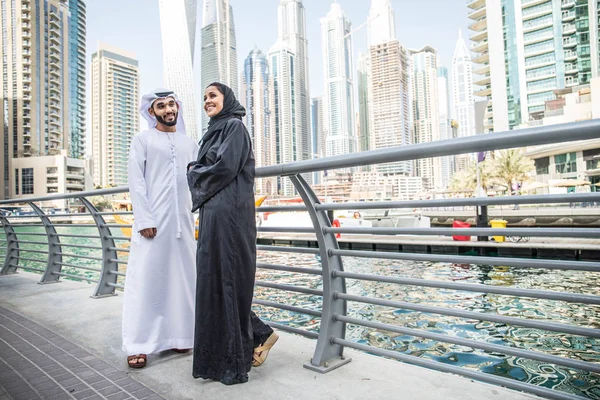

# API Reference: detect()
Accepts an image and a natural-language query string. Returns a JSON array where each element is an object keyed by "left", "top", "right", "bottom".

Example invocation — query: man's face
[{"left": 150, "top": 97, "right": 179, "bottom": 127}]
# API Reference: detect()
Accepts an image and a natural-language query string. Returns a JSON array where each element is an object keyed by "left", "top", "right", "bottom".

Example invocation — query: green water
[{"left": 0, "top": 226, "right": 598, "bottom": 398}]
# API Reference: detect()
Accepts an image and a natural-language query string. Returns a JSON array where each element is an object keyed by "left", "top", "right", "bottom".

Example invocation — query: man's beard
[{"left": 156, "top": 112, "right": 178, "bottom": 127}]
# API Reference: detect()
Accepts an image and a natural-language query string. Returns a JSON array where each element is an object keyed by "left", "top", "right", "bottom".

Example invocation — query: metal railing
[{"left": 1, "top": 120, "right": 600, "bottom": 400}]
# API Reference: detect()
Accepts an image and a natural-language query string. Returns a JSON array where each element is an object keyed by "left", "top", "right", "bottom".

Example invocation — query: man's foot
[
  {"left": 127, "top": 354, "right": 147, "bottom": 369},
  {"left": 171, "top": 348, "right": 190, "bottom": 354},
  {"left": 252, "top": 332, "right": 279, "bottom": 367}
]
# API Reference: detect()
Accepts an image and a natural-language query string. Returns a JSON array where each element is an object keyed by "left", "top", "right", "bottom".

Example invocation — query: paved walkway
[
  {"left": 0, "top": 307, "right": 163, "bottom": 400},
  {"left": 0, "top": 272, "right": 541, "bottom": 400}
]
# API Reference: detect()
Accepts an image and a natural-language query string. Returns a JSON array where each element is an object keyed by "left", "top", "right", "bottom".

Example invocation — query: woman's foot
[
  {"left": 127, "top": 354, "right": 147, "bottom": 369},
  {"left": 252, "top": 332, "right": 278, "bottom": 367}
]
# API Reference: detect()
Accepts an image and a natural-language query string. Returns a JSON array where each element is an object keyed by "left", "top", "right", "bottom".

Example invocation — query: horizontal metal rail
[
  {"left": 52, "top": 271, "right": 98, "bottom": 283},
  {"left": 51, "top": 224, "right": 98, "bottom": 228},
  {"left": 106, "top": 282, "right": 124, "bottom": 289},
  {"left": 257, "top": 245, "right": 320, "bottom": 254},
  {"left": 331, "top": 249, "right": 600, "bottom": 272},
  {"left": 12, "top": 240, "right": 48, "bottom": 245},
  {"left": 253, "top": 299, "right": 322, "bottom": 317},
  {"left": 8, "top": 264, "right": 45, "bottom": 273},
  {"left": 255, "top": 281, "right": 323, "bottom": 296},
  {"left": 265, "top": 321, "right": 319, "bottom": 339},
  {"left": 257, "top": 227, "right": 315, "bottom": 233},
  {"left": 313, "top": 192, "right": 600, "bottom": 210},
  {"left": 54, "top": 262, "right": 102, "bottom": 273},
  {"left": 105, "top": 237, "right": 131, "bottom": 241},
  {"left": 50, "top": 234, "right": 100, "bottom": 239},
  {"left": 11, "top": 256, "right": 46, "bottom": 263},
  {"left": 101, "top": 224, "right": 132, "bottom": 228},
  {"left": 108, "top": 259, "right": 128, "bottom": 265},
  {"left": 332, "top": 338, "right": 583, "bottom": 400},
  {"left": 53, "top": 252, "right": 103, "bottom": 261},
  {"left": 336, "top": 293, "right": 600, "bottom": 338},
  {"left": 97, "top": 212, "right": 133, "bottom": 216},
  {"left": 4, "top": 232, "right": 47, "bottom": 237},
  {"left": 325, "top": 227, "right": 600, "bottom": 238},
  {"left": 108, "top": 247, "right": 129, "bottom": 252},
  {"left": 334, "top": 315, "right": 600, "bottom": 374},
  {"left": 107, "top": 270, "right": 126, "bottom": 276},
  {"left": 257, "top": 263, "right": 323, "bottom": 276},
  {"left": 257, "top": 205, "right": 307, "bottom": 212},
  {"left": 334, "top": 271, "right": 600, "bottom": 305},
  {"left": 17, "top": 249, "right": 49, "bottom": 255},
  {"left": 58, "top": 243, "right": 103, "bottom": 250}
]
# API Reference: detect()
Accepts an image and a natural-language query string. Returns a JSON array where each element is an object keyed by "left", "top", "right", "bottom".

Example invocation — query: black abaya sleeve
[{"left": 187, "top": 118, "right": 251, "bottom": 212}]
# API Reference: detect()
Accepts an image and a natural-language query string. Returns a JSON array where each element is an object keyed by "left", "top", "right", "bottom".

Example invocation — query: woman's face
[{"left": 204, "top": 86, "right": 224, "bottom": 118}]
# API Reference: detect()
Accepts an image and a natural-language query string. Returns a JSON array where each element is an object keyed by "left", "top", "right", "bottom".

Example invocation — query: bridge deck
[{"left": 0, "top": 272, "right": 540, "bottom": 400}]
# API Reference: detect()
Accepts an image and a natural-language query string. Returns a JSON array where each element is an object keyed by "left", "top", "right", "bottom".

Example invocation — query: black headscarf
[{"left": 205, "top": 82, "right": 246, "bottom": 136}]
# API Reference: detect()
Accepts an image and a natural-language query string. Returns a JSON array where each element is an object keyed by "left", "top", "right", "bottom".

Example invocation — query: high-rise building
[
  {"left": 437, "top": 67, "right": 455, "bottom": 188},
  {"left": 357, "top": 52, "right": 371, "bottom": 153},
  {"left": 1, "top": 0, "right": 89, "bottom": 201},
  {"left": 277, "top": 0, "right": 311, "bottom": 163},
  {"left": 410, "top": 46, "right": 441, "bottom": 190},
  {"left": 320, "top": 3, "right": 355, "bottom": 158},
  {"left": 311, "top": 96, "right": 325, "bottom": 184},
  {"left": 159, "top": 0, "right": 198, "bottom": 139},
  {"left": 367, "top": 0, "right": 412, "bottom": 175},
  {"left": 200, "top": 0, "right": 238, "bottom": 135},
  {"left": 68, "top": 0, "right": 86, "bottom": 159},
  {"left": 468, "top": 0, "right": 600, "bottom": 133},
  {"left": 452, "top": 29, "right": 476, "bottom": 137},
  {"left": 91, "top": 43, "right": 139, "bottom": 188},
  {"left": 241, "top": 48, "right": 275, "bottom": 194},
  {"left": 368, "top": 0, "right": 396, "bottom": 46},
  {"left": 268, "top": 40, "right": 296, "bottom": 196}
]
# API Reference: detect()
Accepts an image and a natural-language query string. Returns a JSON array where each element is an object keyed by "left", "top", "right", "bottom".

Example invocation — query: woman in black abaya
[{"left": 187, "top": 82, "right": 278, "bottom": 385}]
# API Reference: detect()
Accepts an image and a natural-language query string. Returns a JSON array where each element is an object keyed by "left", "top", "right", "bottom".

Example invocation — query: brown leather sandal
[
  {"left": 127, "top": 354, "right": 147, "bottom": 369},
  {"left": 252, "top": 332, "right": 279, "bottom": 367}
]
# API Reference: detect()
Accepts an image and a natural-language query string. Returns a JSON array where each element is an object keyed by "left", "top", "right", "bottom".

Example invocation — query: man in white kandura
[{"left": 123, "top": 89, "right": 199, "bottom": 368}]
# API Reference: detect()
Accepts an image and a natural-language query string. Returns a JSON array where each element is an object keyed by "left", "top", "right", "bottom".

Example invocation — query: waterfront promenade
[{"left": 0, "top": 272, "right": 540, "bottom": 400}]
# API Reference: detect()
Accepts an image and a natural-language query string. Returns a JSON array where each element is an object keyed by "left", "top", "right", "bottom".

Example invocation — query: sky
[{"left": 85, "top": 0, "right": 471, "bottom": 145}]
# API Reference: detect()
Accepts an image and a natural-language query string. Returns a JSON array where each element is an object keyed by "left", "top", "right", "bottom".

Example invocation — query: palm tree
[
  {"left": 449, "top": 160, "right": 497, "bottom": 193},
  {"left": 493, "top": 149, "right": 535, "bottom": 195}
]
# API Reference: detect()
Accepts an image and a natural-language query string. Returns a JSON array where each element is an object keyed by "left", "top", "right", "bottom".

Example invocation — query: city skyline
[{"left": 85, "top": 0, "right": 471, "bottom": 152}]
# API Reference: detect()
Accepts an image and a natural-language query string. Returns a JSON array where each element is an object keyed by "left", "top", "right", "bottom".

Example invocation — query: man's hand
[{"left": 139, "top": 228, "right": 157, "bottom": 239}]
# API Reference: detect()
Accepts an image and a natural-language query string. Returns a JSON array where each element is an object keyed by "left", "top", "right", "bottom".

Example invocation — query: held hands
[{"left": 139, "top": 228, "right": 157, "bottom": 239}]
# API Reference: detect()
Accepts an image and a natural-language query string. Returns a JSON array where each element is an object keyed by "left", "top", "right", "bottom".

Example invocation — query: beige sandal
[{"left": 252, "top": 332, "right": 279, "bottom": 367}]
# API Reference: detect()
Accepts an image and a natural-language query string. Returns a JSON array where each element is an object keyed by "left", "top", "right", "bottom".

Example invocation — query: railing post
[
  {"left": 0, "top": 215, "right": 19, "bottom": 274},
  {"left": 28, "top": 203, "right": 62, "bottom": 283},
  {"left": 80, "top": 197, "right": 118, "bottom": 298},
  {"left": 289, "top": 174, "right": 351, "bottom": 373}
]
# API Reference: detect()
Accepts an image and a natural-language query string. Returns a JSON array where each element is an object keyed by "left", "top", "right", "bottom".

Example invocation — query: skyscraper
[
  {"left": 311, "top": 96, "right": 325, "bottom": 184},
  {"left": 367, "top": 0, "right": 412, "bottom": 175},
  {"left": 1, "top": 0, "right": 88, "bottom": 200},
  {"left": 200, "top": 0, "right": 238, "bottom": 134},
  {"left": 356, "top": 52, "right": 371, "bottom": 153},
  {"left": 277, "top": 0, "right": 311, "bottom": 163},
  {"left": 437, "top": 66, "right": 455, "bottom": 188},
  {"left": 452, "top": 29, "right": 476, "bottom": 137},
  {"left": 320, "top": 2, "right": 355, "bottom": 158},
  {"left": 468, "top": 0, "right": 600, "bottom": 133},
  {"left": 91, "top": 43, "right": 139, "bottom": 188},
  {"left": 159, "top": 0, "right": 197, "bottom": 139},
  {"left": 68, "top": 0, "right": 86, "bottom": 159},
  {"left": 410, "top": 46, "right": 441, "bottom": 190},
  {"left": 241, "top": 48, "right": 275, "bottom": 194},
  {"left": 268, "top": 40, "right": 296, "bottom": 196}
]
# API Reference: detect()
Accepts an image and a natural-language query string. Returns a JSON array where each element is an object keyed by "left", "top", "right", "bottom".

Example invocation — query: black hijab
[{"left": 204, "top": 82, "right": 246, "bottom": 137}]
